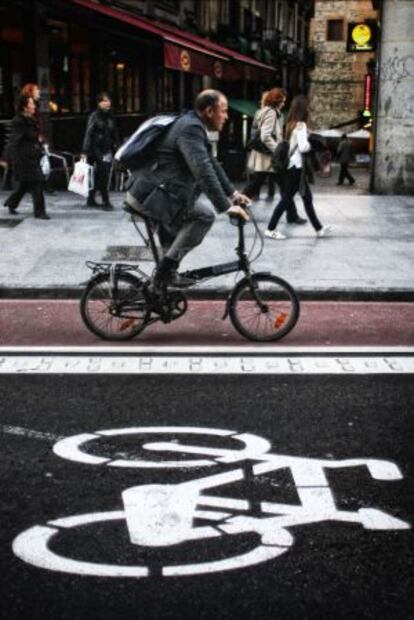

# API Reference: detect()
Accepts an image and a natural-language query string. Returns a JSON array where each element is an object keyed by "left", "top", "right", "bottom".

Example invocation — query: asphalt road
[{"left": 1, "top": 353, "right": 413, "bottom": 620}]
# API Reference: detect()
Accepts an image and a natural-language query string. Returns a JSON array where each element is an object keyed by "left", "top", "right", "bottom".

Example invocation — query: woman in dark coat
[
  {"left": 81, "top": 92, "right": 120, "bottom": 209},
  {"left": 3, "top": 94, "right": 50, "bottom": 219}
]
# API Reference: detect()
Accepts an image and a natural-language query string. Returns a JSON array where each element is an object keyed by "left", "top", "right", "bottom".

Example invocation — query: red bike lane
[{"left": 0, "top": 300, "right": 412, "bottom": 347}]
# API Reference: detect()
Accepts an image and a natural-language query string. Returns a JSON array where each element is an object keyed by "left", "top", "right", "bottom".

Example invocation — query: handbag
[
  {"left": 68, "top": 161, "right": 94, "bottom": 197},
  {"left": 246, "top": 107, "right": 277, "bottom": 155},
  {"left": 40, "top": 145, "right": 51, "bottom": 179},
  {"left": 247, "top": 128, "right": 272, "bottom": 155}
]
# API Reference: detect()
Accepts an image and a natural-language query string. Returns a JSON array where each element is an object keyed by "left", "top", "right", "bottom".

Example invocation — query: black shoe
[
  {"left": 287, "top": 217, "right": 307, "bottom": 225},
  {"left": 45, "top": 189, "right": 57, "bottom": 195},
  {"left": 168, "top": 272, "right": 196, "bottom": 288},
  {"left": 349, "top": 180, "right": 355, "bottom": 186},
  {"left": 154, "top": 270, "right": 196, "bottom": 290},
  {"left": 102, "top": 203, "right": 114, "bottom": 211},
  {"left": 336, "top": 182, "right": 343, "bottom": 186},
  {"left": 86, "top": 200, "right": 99, "bottom": 207},
  {"left": 35, "top": 213, "right": 51, "bottom": 220}
]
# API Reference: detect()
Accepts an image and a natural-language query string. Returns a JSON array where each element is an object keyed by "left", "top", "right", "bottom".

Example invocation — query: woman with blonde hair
[
  {"left": 243, "top": 88, "right": 304, "bottom": 224},
  {"left": 265, "top": 95, "right": 332, "bottom": 240}
]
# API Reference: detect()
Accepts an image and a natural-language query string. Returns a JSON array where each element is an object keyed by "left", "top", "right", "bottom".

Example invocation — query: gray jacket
[{"left": 128, "top": 111, "right": 234, "bottom": 226}]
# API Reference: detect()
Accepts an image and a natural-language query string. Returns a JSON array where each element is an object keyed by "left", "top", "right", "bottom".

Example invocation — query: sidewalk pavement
[{"left": 0, "top": 166, "right": 413, "bottom": 300}]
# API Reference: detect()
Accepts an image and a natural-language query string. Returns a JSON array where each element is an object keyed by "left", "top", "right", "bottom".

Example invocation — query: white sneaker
[
  {"left": 264, "top": 229, "right": 287, "bottom": 240},
  {"left": 317, "top": 225, "right": 333, "bottom": 238}
]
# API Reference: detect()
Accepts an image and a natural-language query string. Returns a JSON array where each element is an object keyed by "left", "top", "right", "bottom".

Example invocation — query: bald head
[{"left": 195, "top": 89, "right": 228, "bottom": 132}]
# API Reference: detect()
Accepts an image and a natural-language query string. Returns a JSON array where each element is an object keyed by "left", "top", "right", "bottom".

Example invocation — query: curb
[{"left": 1, "top": 287, "right": 413, "bottom": 302}]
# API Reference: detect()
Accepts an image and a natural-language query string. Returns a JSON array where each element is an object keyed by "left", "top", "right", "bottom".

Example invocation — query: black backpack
[
  {"left": 271, "top": 141, "right": 297, "bottom": 176},
  {"left": 115, "top": 114, "right": 180, "bottom": 169}
]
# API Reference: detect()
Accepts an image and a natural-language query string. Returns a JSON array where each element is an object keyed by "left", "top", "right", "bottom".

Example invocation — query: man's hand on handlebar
[
  {"left": 232, "top": 190, "right": 252, "bottom": 207},
  {"left": 227, "top": 204, "right": 250, "bottom": 221}
]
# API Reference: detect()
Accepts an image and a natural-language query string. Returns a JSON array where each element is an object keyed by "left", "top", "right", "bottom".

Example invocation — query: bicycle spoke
[
  {"left": 229, "top": 275, "right": 299, "bottom": 342},
  {"left": 80, "top": 274, "right": 150, "bottom": 340}
]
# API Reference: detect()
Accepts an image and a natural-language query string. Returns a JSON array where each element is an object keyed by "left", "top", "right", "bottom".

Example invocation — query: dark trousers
[
  {"left": 243, "top": 171, "right": 299, "bottom": 221},
  {"left": 268, "top": 167, "right": 322, "bottom": 232},
  {"left": 89, "top": 160, "right": 111, "bottom": 204},
  {"left": 5, "top": 181, "right": 46, "bottom": 216},
  {"left": 338, "top": 163, "right": 355, "bottom": 185}
]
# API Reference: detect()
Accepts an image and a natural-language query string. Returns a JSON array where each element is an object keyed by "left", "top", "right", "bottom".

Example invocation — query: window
[{"left": 327, "top": 19, "right": 344, "bottom": 42}]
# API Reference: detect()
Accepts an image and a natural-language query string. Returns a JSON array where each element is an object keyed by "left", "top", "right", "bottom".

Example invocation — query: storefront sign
[
  {"left": 347, "top": 22, "right": 377, "bottom": 52},
  {"left": 180, "top": 50, "right": 191, "bottom": 72},
  {"left": 165, "top": 42, "right": 228, "bottom": 79}
]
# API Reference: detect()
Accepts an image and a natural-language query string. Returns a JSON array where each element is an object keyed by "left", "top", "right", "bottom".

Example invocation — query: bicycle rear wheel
[
  {"left": 80, "top": 273, "right": 150, "bottom": 340},
  {"left": 229, "top": 273, "right": 300, "bottom": 342}
]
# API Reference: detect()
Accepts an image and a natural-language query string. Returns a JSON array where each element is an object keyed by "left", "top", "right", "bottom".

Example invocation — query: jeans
[
  {"left": 243, "top": 171, "right": 299, "bottom": 221},
  {"left": 268, "top": 167, "right": 322, "bottom": 232}
]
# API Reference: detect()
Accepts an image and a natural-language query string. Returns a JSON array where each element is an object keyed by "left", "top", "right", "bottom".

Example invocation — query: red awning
[{"left": 71, "top": 0, "right": 275, "bottom": 81}]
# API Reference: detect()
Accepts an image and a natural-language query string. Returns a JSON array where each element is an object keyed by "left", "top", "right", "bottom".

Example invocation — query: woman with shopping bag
[
  {"left": 81, "top": 92, "right": 120, "bottom": 210},
  {"left": 3, "top": 94, "right": 50, "bottom": 219}
]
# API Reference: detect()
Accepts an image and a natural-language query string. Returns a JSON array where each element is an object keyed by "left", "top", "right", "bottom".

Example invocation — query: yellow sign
[
  {"left": 351, "top": 24, "right": 372, "bottom": 47},
  {"left": 180, "top": 50, "right": 191, "bottom": 72},
  {"left": 214, "top": 61, "right": 223, "bottom": 79}
]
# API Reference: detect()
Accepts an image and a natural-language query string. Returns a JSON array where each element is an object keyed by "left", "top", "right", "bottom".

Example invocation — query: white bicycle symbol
[{"left": 13, "top": 426, "right": 410, "bottom": 578}]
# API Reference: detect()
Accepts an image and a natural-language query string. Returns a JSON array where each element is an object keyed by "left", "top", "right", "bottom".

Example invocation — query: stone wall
[
  {"left": 373, "top": 0, "right": 414, "bottom": 194},
  {"left": 308, "top": 0, "right": 378, "bottom": 129}
]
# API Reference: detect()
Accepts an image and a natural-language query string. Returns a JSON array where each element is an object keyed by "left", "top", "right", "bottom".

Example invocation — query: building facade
[
  {"left": 308, "top": 0, "right": 379, "bottom": 130},
  {"left": 0, "top": 0, "right": 314, "bottom": 166},
  {"left": 371, "top": 0, "right": 414, "bottom": 194}
]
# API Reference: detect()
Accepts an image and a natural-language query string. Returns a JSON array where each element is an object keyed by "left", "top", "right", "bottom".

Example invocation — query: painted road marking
[
  {"left": 0, "top": 354, "right": 413, "bottom": 374},
  {"left": 11, "top": 426, "right": 411, "bottom": 578}
]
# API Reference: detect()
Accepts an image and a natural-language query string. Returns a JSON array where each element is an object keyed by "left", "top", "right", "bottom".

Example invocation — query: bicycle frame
[{"left": 127, "top": 207, "right": 252, "bottom": 284}]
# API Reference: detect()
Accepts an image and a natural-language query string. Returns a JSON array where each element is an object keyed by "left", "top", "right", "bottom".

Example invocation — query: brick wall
[{"left": 308, "top": 0, "right": 378, "bottom": 130}]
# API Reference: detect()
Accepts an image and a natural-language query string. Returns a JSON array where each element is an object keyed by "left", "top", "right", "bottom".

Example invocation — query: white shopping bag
[{"left": 68, "top": 161, "right": 94, "bottom": 197}]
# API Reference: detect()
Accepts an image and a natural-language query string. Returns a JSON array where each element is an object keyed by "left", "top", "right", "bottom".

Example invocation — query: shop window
[
  {"left": 107, "top": 61, "right": 142, "bottom": 113},
  {"left": 48, "top": 21, "right": 72, "bottom": 114},
  {"left": 155, "top": 69, "right": 177, "bottom": 113},
  {"left": 116, "top": 62, "right": 125, "bottom": 110},
  {"left": 327, "top": 19, "right": 344, "bottom": 42}
]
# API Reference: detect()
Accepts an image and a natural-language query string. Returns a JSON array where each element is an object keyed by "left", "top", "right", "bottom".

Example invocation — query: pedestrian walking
[
  {"left": 3, "top": 94, "right": 50, "bottom": 219},
  {"left": 265, "top": 95, "right": 331, "bottom": 240},
  {"left": 243, "top": 88, "right": 305, "bottom": 224},
  {"left": 246, "top": 92, "right": 275, "bottom": 201},
  {"left": 81, "top": 92, "right": 120, "bottom": 210},
  {"left": 126, "top": 89, "right": 250, "bottom": 288},
  {"left": 21, "top": 82, "right": 57, "bottom": 195},
  {"left": 336, "top": 134, "right": 355, "bottom": 186}
]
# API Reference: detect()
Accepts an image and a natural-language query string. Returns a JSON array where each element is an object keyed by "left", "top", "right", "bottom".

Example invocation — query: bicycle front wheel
[
  {"left": 80, "top": 273, "right": 151, "bottom": 340},
  {"left": 229, "top": 273, "right": 300, "bottom": 342}
]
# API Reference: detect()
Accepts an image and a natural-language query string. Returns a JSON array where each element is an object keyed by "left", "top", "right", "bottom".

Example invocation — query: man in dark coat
[
  {"left": 3, "top": 94, "right": 50, "bottom": 219},
  {"left": 336, "top": 134, "right": 355, "bottom": 185},
  {"left": 81, "top": 92, "right": 120, "bottom": 209},
  {"left": 126, "top": 89, "right": 250, "bottom": 288}
]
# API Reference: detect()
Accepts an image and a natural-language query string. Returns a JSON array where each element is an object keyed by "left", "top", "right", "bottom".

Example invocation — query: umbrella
[{"left": 347, "top": 129, "right": 370, "bottom": 139}]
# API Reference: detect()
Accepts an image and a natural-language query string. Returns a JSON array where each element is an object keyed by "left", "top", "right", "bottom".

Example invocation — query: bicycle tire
[
  {"left": 80, "top": 272, "right": 151, "bottom": 340},
  {"left": 229, "top": 273, "right": 300, "bottom": 342}
]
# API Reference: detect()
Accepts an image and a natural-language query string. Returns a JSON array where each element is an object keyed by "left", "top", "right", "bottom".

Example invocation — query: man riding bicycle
[{"left": 126, "top": 89, "right": 251, "bottom": 288}]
